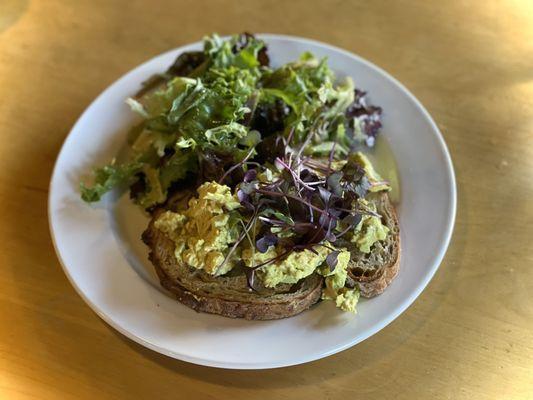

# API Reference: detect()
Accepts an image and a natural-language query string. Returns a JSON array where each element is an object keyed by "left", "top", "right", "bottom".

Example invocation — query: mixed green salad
[
  {"left": 81, "top": 33, "right": 383, "bottom": 209},
  {"left": 81, "top": 33, "right": 391, "bottom": 312}
]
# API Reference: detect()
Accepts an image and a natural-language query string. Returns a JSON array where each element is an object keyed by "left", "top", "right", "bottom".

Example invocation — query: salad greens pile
[{"left": 81, "top": 33, "right": 382, "bottom": 209}]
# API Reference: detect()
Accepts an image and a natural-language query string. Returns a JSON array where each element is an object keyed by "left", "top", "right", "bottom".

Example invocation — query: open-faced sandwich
[{"left": 81, "top": 33, "right": 399, "bottom": 320}]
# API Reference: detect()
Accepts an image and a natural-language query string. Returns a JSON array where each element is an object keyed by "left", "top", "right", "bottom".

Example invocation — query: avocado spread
[
  {"left": 243, "top": 245, "right": 359, "bottom": 312},
  {"left": 350, "top": 199, "right": 390, "bottom": 253},
  {"left": 351, "top": 152, "right": 391, "bottom": 192},
  {"left": 154, "top": 182, "right": 241, "bottom": 275},
  {"left": 318, "top": 251, "right": 360, "bottom": 312}
]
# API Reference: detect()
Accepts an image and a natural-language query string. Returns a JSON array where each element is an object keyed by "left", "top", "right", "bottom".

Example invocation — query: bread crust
[
  {"left": 142, "top": 222, "right": 323, "bottom": 320},
  {"left": 347, "top": 193, "right": 400, "bottom": 297}
]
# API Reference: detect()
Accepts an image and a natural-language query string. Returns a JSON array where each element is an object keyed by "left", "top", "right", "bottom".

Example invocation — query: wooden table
[{"left": 1, "top": 1, "right": 532, "bottom": 398}]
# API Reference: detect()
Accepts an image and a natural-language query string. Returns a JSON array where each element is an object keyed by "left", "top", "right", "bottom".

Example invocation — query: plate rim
[{"left": 48, "top": 33, "right": 457, "bottom": 369}]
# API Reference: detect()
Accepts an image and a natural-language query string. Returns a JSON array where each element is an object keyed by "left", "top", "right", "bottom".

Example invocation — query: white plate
[{"left": 49, "top": 34, "right": 456, "bottom": 369}]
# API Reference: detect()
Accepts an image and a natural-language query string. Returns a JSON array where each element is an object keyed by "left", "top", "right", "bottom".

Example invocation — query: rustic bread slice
[
  {"left": 142, "top": 217, "right": 323, "bottom": 320},
  {"left": 344, "top": 192, "right": 400, "bottom": 298}
]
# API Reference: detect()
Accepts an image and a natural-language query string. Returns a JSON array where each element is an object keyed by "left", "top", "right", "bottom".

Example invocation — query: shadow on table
[{"left": 0, "top": 0, "right": 29, "bottom": 34}]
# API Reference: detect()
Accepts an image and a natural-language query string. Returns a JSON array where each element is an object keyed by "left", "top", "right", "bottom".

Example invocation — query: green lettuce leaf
[
  {"left": 136, "top": 166, "right": 165, "bottom": 208},
  {"left": 167, "top": 79, "right": 207, "bottom": 124},
  {"left": 204, "top": 122, "right": 248, "bottom": 146},
  {"left": 204, "top": 33, "right": 265, "bottom": 70},
  {"left": 80, "top": 162, "right": 142, "bottom": 202},
  {"left": 159, "top": 151, "right": 197, "bottom": 192},
  {"left": 131, "top": 129, "right": 175, "bottom": 157},
  {"left": 127, "top": 77, "right": 196, "bottom": 119}
]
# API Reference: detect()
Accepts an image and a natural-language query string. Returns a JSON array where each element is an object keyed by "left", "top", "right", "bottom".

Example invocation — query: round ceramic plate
[{"left": 49, "top": 34, "right": 456, "bottom": 369}]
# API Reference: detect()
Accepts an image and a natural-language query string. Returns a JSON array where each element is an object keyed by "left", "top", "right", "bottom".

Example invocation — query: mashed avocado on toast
[
  {"left": 350, "top": 199, "right": 390, "bottom": 253},
  {"left": 153, "top": 152, "right": 391, "bottom": 314},
  {"left": 154, "top": 182, "right": 241, "bottom": 275},
  {"left": 82, "top": 33, "right": 400, "bottom": 320}
]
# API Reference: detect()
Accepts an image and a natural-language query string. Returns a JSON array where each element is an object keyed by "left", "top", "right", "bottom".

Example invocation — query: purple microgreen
[
  {"left": 318, "top": 212, "right": 331, "bottom": 229},
  {"left": 336, "top": 213, "right": 362, "bottom": 238},
  {"left": 275, "top": 157, "right": 316, "bottom": 192},
  {"left": 256, "top": 188, "right": 337, "bottom": 220},
  {"left": 240, "top": 181, "right": 258, "bottom": 195},
  {"left": 258, "top": 177, "right": 284, "bottom": 190},
  {"left": 318, "top": 186, "right": 332, "bottom": 206},
  {"left": 239, "top": 218, "right": 259, "bottom": 292},
  {"left": 325, "top": 250, "right": 340, "bottom": 272},
  {"left": 237, "top": 188, "right": 248, "bottom": 203},
  {"left": 218, "top": 146, "right": 256, "bottom": 184},
  {"left": 243, "top": 168, "right": 257, "bottom": 183},
  {"left": 353, "top": 175, "right": 371, "bottom": 198},
  {"left": 216, "top": 210, "right": 258, "bottom": 273},
  {"left": 229, "top": 121, "right": 381, "bottom": 277},
  {"left": 298, "top": 169, "right": 314, "bottom": 182},
  {"left": 326, "top": 171, "right": 343, "bottom": 196},
  {"left": 237, "top": 184, "right": 256, "bottom": 211},
  {"left": 256, "top": 233, "right": 278, "bottom": 253},
  {"left": 327, "top": 206, "right": 343, "bottom": 218},
  {"left": 325, "top": 231, "right": 337, "bottom": 242},
  {"left": 300, "top": 179, "right": 326, "bottom": 187},
  {"left": 295, "top": 129, "right": 314, "bottom": 160},
  {"left": 308, "top": 203, "right": 314, "bottom": 223},
  {"left": 345, "top": 89, "right": 383, "bottom": 147},
  {"left": 323, "top": 216, "right": 337, "bottom": 243}
]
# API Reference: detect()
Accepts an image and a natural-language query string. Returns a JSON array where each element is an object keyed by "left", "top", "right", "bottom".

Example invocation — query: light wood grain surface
[{"left": 1, "top": 0, "right": 532, "bottom": 399}]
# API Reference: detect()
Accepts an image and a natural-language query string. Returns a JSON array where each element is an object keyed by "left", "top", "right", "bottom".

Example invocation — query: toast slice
[
  {"left": 142, "top": 217, "right": 323, "bottom": 320},
  {"left": 142, "top": 190, "right": 399, "bottom": 319},
  {"left": 345, "top": 192, "right": 400, "bottom": 298}
]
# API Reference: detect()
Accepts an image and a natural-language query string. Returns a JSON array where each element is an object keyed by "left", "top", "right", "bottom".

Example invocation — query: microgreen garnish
[{"left": 216, "top": 138, "right": 377, "bottom": 286}]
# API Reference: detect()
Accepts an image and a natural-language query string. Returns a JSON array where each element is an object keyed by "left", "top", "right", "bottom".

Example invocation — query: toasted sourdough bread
[
  {"left": 142, "top": 216, "right": 323, "bottom": 320},
  {"left": 142, "top": 190, "right": 399, "bottom": 319},
  {"left": 344, "top": 192, "right": 400, "bottom": 298}
]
